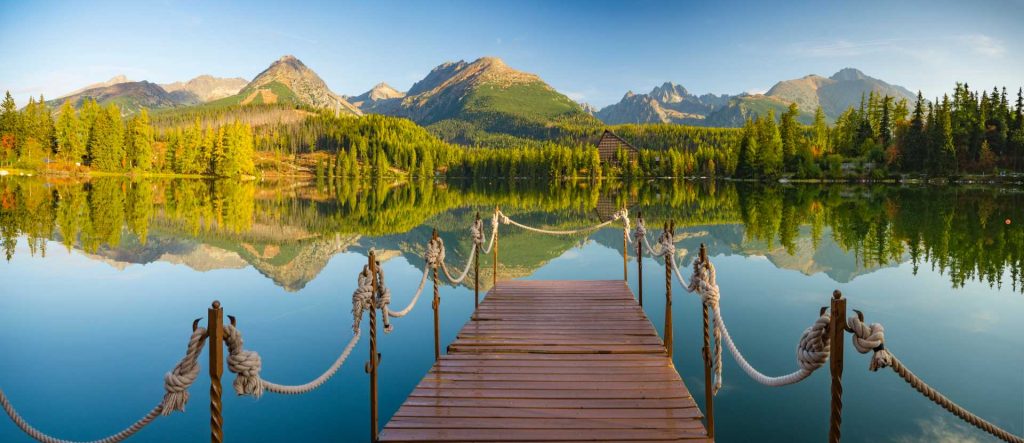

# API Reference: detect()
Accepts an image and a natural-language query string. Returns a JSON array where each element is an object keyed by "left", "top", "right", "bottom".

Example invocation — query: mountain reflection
[{"left": 1, "top": 177, "right": 1021, "bottom": 293}]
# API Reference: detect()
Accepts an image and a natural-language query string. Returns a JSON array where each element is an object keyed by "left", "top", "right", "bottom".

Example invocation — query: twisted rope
[
  {"left": 678, "top": 252, "right": 831, "bottom": 389},
  {"left": 848, "top": 316, "right": 1024, "bottom": 443},
  {"left": 0, "top": 328, "right": 208, "bottom": 443},
  {"left": 496, "top": 209, "right": 627, "bottom": 236},
  {"left": 441, "top": 245, "right": 478, "bottom": 285},
  {"left": 475, "top": 216, "right": 496, "bottom": 255},
  {"left": 222, "top": 325, "right": 361, "bottom": 398}
]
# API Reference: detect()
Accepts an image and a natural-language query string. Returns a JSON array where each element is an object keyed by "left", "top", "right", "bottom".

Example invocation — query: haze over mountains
[{"left": 49, "top": 54, "right": 918, "bottom": 128}]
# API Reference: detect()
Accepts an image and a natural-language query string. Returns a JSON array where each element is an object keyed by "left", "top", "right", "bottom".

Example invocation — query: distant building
[{"left": 596, "top": 130, "right": 639, "bottom": 165}]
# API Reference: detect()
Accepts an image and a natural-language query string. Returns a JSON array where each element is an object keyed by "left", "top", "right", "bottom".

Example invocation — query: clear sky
[{"left": 1, "top": 0, "right": 1021, "bottom": 108}]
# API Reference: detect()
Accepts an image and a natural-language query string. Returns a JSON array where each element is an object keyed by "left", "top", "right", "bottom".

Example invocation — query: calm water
[{"left": 1, "top": 177, "right": 1022, "bottom": 442}]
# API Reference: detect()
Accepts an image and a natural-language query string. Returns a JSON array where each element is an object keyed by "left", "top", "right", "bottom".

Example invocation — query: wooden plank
[{"left": 379, "top": 280, "right": 709, "bottom": 442}]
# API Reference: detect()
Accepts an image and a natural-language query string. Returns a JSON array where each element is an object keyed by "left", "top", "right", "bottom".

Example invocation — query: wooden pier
[{"left": 379, "top": 279, "right": 710, "bottom": 442}]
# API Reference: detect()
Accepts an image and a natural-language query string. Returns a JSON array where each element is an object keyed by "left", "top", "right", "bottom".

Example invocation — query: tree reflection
[{"left": 0, "top": 176, "right": 1021, "bottom": 292}]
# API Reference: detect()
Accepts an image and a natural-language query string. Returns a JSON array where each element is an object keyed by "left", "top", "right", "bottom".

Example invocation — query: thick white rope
[
  {"left": 0, "top": 328, "right": 208, "bottom": 443},
  {"left": 384, "top": 251, "right": 433, "bottom": 320},
  {"left": 847, "top": 316, "right": 1024, "bottom": 443},
  {"left": 441, "top": 245, "right": 477, "bottom": 285},
  {"left": 670, "top": 240, "right": 832, "bottom": 389},
  {"left": 496, "top": 209, "right": 628, "bottom": 236},
  {"left": 223, "top": 325, "right": 361, "bottom": 398}
]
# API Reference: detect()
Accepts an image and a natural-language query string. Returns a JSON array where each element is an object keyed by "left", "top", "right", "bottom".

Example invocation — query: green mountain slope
[
  {"left": 46, "top": 81, "right": 198, "bottom": 114},
  {"left": 358, "top": 56, "right": 599, "bottom": 141},
  {"left": 202, "top": 55, "right": 361, "bottom": 115}
]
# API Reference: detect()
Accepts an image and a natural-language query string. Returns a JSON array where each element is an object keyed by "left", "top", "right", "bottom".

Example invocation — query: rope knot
[
  {"left": 351, "top": 265, "right": 375, "bottom": 334},
  {"left": 633, "top": 218, "right": 647, "bottom": 240},
  {"left": 656, "top": 228, "right": 675, "bottom": 258},
  {"left": 617, "top": 209, "right": 631, "bottom": 241},
  {"left": 796, "top": 314, "right": 832, "bottom": 372},
  {"left": 425, "top": 236, "right": 445, "bottom": 269},
  {"left": 161, "top": 327, "right": 208, "bottom": 415},
  {"left": 847, "top": 316, "right": 893, "bottom": 371},
  {"left": 471, "top": 218, "right": 485, "bottom": 246},
  {"left": 224, "top": 325, "right": 265, "bottom": 398}
]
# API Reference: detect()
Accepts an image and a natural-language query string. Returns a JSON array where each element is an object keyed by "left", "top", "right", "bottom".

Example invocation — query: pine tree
[
  {"left": 88, "top": 104, "right": 125, "bottom": 170},
  {"left": 0, "top": 91, "right": 20, "bottom": 163},
  {"left": 736, "top": 118, "right": 758, "bottom": 177},
  {"left": 879, "top": 96, "right": 893, "bottom": 147},
  {"left": 55, "top": 101, "right": 83, "bottom": 163},
  {"left": 812, "top": 106, "right": 829, "bottom": 155},
  {"left": 780, "top": 103, "right": 800, "bottom": 170},
  {"left": 126, "top": 109, "right": 154, "bottom": 171},
  {"left": 758, "top": 110, "right": 783, "bottom": 177},
  {"left": 905, "top": 92, "right": 927, "bottom": 171}
]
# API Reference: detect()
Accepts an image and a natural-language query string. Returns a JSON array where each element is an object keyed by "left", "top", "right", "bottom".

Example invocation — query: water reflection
[{"left": 1, "top": 176, "right": 1022, "bottom": 292}]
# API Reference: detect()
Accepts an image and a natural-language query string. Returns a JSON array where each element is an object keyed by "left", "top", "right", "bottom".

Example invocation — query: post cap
[
  {"left": 832, "top": 289, "right": 843, "bottom": 300},
  {"left": 212, "top": 300, "right": 221, "bottom": 309}
]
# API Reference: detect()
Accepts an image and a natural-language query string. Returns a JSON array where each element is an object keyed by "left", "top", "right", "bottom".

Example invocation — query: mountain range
[
  {"left": 48, "top": 55, "right": 918, "bottom": 128},
  {"left": 595, "top": 68, "right": 916, "bottom": 126}
]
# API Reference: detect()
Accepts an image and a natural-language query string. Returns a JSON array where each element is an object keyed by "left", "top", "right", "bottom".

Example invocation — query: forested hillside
[{"left": 2, "top": 82, "right": 1022, "bottom": 180}]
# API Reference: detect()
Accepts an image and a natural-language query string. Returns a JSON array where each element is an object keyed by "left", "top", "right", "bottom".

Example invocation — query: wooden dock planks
[{"left": 379, "top": 280, "right": 710, "bottom": 442}]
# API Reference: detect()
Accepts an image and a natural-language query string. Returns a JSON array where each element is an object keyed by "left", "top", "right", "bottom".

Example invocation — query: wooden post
[
  {"left": 367, "top": 252, "right": 380, "bottom": 443},
  {"left": 663, "top": 221, "right": 673, "bottom": 358},
  {"left": 699, "top": 244, "right": 715, "bottom": 439},
  {"left": 829, "top": 290, "right": 846, "bottom": 443},
  {"left": 622, "top": 208, "right": 628, "bottom": 281},
  {"left": 493, "top": 206, "right": 499, "bottom": 287},
  {"left": 208, "top": 301, "right": 224, "bottom": 443},
  {"left": 636, "top": 212, "right": 643, "bottom": 307},
  {"left": 474, "top": 212, "right": 481, "bottom": 309},
  {"left": 432, "top": 229, "right": 441, "bottom": 362}
]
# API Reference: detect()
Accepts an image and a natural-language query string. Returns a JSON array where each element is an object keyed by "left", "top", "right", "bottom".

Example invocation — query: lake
[{"left": 1, "top": 177, "right": 1021, "bottom": 442}]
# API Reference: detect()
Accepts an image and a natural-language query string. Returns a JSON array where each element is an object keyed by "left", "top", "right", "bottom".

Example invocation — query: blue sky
[{"left": 1, "top": 0, "right": 1021, "bottom": 108}]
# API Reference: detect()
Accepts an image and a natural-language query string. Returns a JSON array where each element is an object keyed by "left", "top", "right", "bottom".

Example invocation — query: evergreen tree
[
  {"left": 126, "top": 109, "right": 154, "bottom": 171},
  {"left": 812, "top": 106, "right": 829, "bottom": 155},
  {"left": 88, "top": 105, "right": 125, "bottom": 170},
  {"left": 55, "top": 101, "right": 84, "bottom": 162},
  {"left": 757, "top": 110, "right": 783, "bottom": 177},
  {"left": 779, "top": 102, "right": 800, "bottom": 170},
  {"left": 736, "top": 118, "right": 758, "bottom": 178},
  {"left": 904, "top": 92, "right": 927, "bottom": 171},
  {"left": 0, "top": 91, "right": 20, "bottom": 163},
  {"left": 879, "top": 96, "right": 893, "bottom": 147}
]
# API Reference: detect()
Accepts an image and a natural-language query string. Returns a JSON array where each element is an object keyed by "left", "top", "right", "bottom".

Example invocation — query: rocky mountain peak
[
  {"left": 245, "top": 55, "right": 361, "bottom": 115},
  {"left": 650, "top": 81, "right": 693, "bottom": 103},
  {"left": 160, "top": 75, "right": 248, "bottom": 102},
  {"left": 830, "top": 68, "right": 868, "bottom": 81},
  {"left": 367, "top": 82, "right": 404, "bottom": 100}
]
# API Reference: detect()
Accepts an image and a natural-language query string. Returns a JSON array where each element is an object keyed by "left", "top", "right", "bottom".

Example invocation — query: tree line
[
  {"left": 0, "top": 92, "right": 256, "bottom": 176},
  {"left": 3, "top": 82, "right": 1022, "bottom": 179}
]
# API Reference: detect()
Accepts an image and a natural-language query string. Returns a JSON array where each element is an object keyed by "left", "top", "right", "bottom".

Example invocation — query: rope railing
[
  {"left": 0, "top": 327, "right": 208, "bottom": 443},
  {"left": 631, "top": 216, "right": 1022, "bottom": 443},
  {"left": 5, "top": 207, "right": 1020, "bottom": 443},
  {"left": 847, "top": 314, "right": 1024, "bottom": 443},
  {"left": 495, "top": 208, "right": 629, "bottom": 236}
]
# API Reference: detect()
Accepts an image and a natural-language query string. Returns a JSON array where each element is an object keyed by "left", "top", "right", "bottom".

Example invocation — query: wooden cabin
[{"left": 597, "top": 130, "right": 639, "bottom": 165}]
